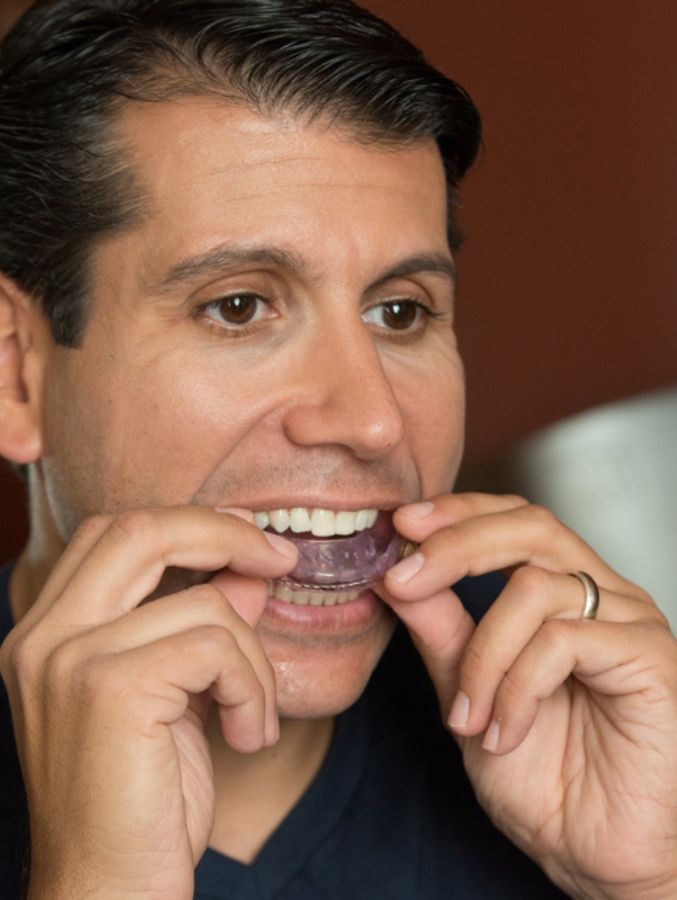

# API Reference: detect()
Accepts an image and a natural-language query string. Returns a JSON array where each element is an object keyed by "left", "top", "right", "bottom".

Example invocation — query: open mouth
[{"left": 253, "top": 507, "right": 413, "bottom": 606}]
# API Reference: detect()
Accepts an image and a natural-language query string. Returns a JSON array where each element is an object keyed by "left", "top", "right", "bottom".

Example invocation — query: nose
[{"left": 280, "top": 319, "right": 406, "bottom": 461}]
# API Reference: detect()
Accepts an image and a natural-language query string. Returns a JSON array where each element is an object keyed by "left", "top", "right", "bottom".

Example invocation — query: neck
[
  {"left": 207, "top": 709, "right": 335, "bottom": 864},
  {"left": 10, "top": 467, "right": 65, "bottom": 624}
]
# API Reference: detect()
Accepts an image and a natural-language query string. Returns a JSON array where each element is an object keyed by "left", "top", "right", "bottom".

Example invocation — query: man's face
[{"left": 38, "top": 100, "right": 464, "bottom": 717}]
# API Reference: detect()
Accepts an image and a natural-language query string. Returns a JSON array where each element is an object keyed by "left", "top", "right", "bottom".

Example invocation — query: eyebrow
[
  {"left": 156, "top": 245, "right": 303, "bottom": 290},
  {"left": 155, "top": 244, "right": 457, "bottom": 293},
  {"left": 369, "top": 253, "right": 457, "bottom": 291}
]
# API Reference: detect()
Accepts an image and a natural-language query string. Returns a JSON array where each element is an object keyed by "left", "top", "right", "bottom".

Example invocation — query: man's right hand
[{"left": 0, "top": 506, "right": 297, "bottom": 900}]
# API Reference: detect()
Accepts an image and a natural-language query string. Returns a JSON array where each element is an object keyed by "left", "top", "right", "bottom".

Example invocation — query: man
[{"left": 0, "top": 1, "right": 675, "bottom": 898}]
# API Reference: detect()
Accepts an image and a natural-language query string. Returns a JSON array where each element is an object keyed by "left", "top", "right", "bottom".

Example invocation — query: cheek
[
  {"left": 40, "top": 355, "right": 113, "bottom": 534},
  {"left": 123, "top": 352, "right": 284, "bottom": 501},
  {"left": 41, "top": 346, "right": 249, "bottom": 517},
  {"left": 397, "top": 351, "right": 465, "bottom": 496}
]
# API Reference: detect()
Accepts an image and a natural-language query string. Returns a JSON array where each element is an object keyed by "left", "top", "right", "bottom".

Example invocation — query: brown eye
[
  {"left": 362, "top": 299, "right": 430, "bottom": 333},
  {"left": 380, "top": 300, "right": 420, "bottom": 330},
  {"left": 217, "top": 293, "right": 260, "bottom": 324}
]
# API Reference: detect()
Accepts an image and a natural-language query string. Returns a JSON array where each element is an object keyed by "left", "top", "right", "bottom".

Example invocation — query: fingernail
[
  {"left": 400, "top": 501, "right": 434, "bottom": 519},
  {"left": 482, "top": 720, "right": 501, "bottom": 753},
  {"left": 215, "top": 507, "right": 255, "bottom": 522},
  {"left": 387, "top": 551, "right": 425, "bottom": 584},
  {"left": 263, "top": 530, "right": 297, "bottom": 559},
  {"left": 447, "top": 690, "right": 470, "bottom": 729}
]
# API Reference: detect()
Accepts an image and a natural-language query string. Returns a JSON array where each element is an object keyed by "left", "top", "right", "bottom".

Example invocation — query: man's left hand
[{"left": 378, "top": 493, "right": 677, "bottom": 900}]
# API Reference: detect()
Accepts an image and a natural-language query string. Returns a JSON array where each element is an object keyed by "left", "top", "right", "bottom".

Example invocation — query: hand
[
  {"left": 379, "top": 493, "right": 677, "bottom": 900},
  {"left": 0, "top": 506, "right": 297, "bottom": 900}
]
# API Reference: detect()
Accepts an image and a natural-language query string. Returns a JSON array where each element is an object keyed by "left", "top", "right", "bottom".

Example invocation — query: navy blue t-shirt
[{"left": 0, "top": 563, "right": 567, "bottom": 898}]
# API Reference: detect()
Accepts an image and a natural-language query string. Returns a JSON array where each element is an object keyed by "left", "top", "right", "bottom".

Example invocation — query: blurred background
[{"left": 1, "top": 1, "right": 675, "bottom": 621}]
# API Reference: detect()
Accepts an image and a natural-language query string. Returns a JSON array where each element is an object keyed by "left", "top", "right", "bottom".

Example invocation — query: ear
[{"left": 0, "top": 275, "right": 46, "bottom": 464}]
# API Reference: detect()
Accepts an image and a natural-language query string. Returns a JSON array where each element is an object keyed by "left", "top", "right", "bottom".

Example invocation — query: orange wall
[
  {"left": 0, "top": 0, "right": 27, "bottom": 35},
  {"left": 364, "top": 0, "right": 677, "bottom": 460},
  {"left": 2, "top": 1, "right": 676, "bottom": 563}
]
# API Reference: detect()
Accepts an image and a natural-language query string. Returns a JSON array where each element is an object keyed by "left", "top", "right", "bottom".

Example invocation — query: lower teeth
[{"left": 269, "top": 582, "right": 362, "bottom": 606}]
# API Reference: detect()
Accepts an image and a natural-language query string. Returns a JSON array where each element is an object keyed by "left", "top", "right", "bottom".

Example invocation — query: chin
[{"left": 264, "top": 613, "right": 397, "bottom": 719}]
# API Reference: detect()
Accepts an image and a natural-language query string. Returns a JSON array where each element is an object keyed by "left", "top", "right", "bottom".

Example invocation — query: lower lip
[{"left": 262, "top": 585, "right": 383, "bottom": 634}]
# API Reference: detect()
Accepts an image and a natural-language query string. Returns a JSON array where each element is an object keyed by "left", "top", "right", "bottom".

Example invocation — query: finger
[
  {"left": 41, "top": 506, "right": 297, "bottom": 627},
  {"left": 208, "top": 570, "right": 268, "bottom": 630},
  {"left": 376, "top": 581, "right": 475, "bottom": 714},
  {"left": 385, "top": 504, "right": 645, "bottom": 602},
  {"left": 51, "top": 580, "right": 278, "bottom": 743},
  {"left": 394, "top": 492, "right": 529, "bottom": 541},
  {"left": 14, "top": 513, "right": 114, "bottom": 631},
  {"left": 85, "top": 625, "right": 272, "bottom": 753},
  {"left": 23, "top": 507, "right": 258, "bottom": 627},
  {"left": 447, "top": 567, "right": 656, "bottom": 737},
  {"left": 475, "top": 617, "right": 672, "bottom": 755}
]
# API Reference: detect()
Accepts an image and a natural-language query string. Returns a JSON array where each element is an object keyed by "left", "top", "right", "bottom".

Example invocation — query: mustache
[{"left": 193, "top": 453, "right": 422, "bottom": 506}]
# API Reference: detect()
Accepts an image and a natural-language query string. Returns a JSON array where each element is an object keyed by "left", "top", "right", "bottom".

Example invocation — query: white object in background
[{"left": 506, "top": 386, "right": 677, "bottom": 632}]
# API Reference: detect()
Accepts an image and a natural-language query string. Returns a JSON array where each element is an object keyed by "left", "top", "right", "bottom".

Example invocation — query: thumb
[
  {"left": 375, "top": 582, "right": 475, "bottom": 715},
  {"left": 209, "top": 571, "right": 269, "bottom": 629}
]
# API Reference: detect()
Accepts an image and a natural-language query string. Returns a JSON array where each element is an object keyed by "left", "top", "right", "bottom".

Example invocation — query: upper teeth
[{"left": 254, "top": 507, "right": 378, "bottom": 537}]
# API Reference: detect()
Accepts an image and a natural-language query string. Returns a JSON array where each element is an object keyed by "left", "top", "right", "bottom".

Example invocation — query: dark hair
[{"left": 0, "top": 0, "right": 481, "bottom": 347}]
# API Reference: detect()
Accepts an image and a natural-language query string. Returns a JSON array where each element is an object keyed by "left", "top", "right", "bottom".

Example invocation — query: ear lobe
[{"left": 0, "top": 276, "right": 44, "bottom": 464}]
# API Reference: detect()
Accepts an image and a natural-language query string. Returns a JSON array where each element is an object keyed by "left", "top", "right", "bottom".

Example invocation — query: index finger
[
  {"left": 392, "top": 495, "right": 646, "bottom": 601},
  {"left": 394, "top": 493, "right": 529, "bottom": 541},
  {"left": 30, "top": 506, "right": 297, "bottom": 629}
]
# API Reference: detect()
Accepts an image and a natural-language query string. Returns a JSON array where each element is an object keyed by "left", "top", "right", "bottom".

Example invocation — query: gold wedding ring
[{"left": 569, "top": 571, "right": 600, "bottom": 620}]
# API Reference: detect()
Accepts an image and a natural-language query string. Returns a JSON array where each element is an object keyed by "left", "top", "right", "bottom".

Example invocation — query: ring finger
[{"left": 448, "top": 566, "right": 656, "bottom": 737}]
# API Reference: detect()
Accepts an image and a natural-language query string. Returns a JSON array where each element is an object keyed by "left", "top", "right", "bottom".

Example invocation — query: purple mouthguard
[{"left": 275, "top": 525, "right": 411, "bottom": 591}]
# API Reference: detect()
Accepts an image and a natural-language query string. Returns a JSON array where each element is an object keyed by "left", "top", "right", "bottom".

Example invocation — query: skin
[
  {"left": 27, "top": 99, "right": 463, "bottom": 717},
  {"left": 0, "top": 100, "right": 676, "bottom": 900}
]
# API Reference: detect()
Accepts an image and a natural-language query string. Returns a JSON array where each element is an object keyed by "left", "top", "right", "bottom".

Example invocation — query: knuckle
[
  {"left": 3, "top": 632, "right": 41, "bottom": 684},
  {"left": 509, "top": 564, "right": 550, "bottom": 600},
  {"left": 643, "top": 618, "right": 676, "bottom": 649},
  {"left": 538, "top": 617, "right": 576, "bottom": 651},
  {"left": 635, "top": 587, "right": 667, "bottom": 617},
  {"left": 195, "top": 624, "right": 238, "bottom": 656},
  {"left": 644, "top": 604, "right": 671, "bottom": 630},
  {"left": 525, "top": 503, "right": 560, "bottom": 535},
  {"left": 109, "top": 509, "right": 158, "bottom": 544},
  {"left": 71, "top": 513, "right": 113, "bottom": 547},
  {"left": 185, "top": 584, "right": 233, "bottom": 622},
  {"left": 44, "top": 638, "right": 82, "bottom": 686}
]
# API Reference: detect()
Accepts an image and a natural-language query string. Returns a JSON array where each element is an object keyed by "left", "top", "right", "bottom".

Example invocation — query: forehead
[{"left": 113, "top": 98, "right": 450, "bottom": 283}]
